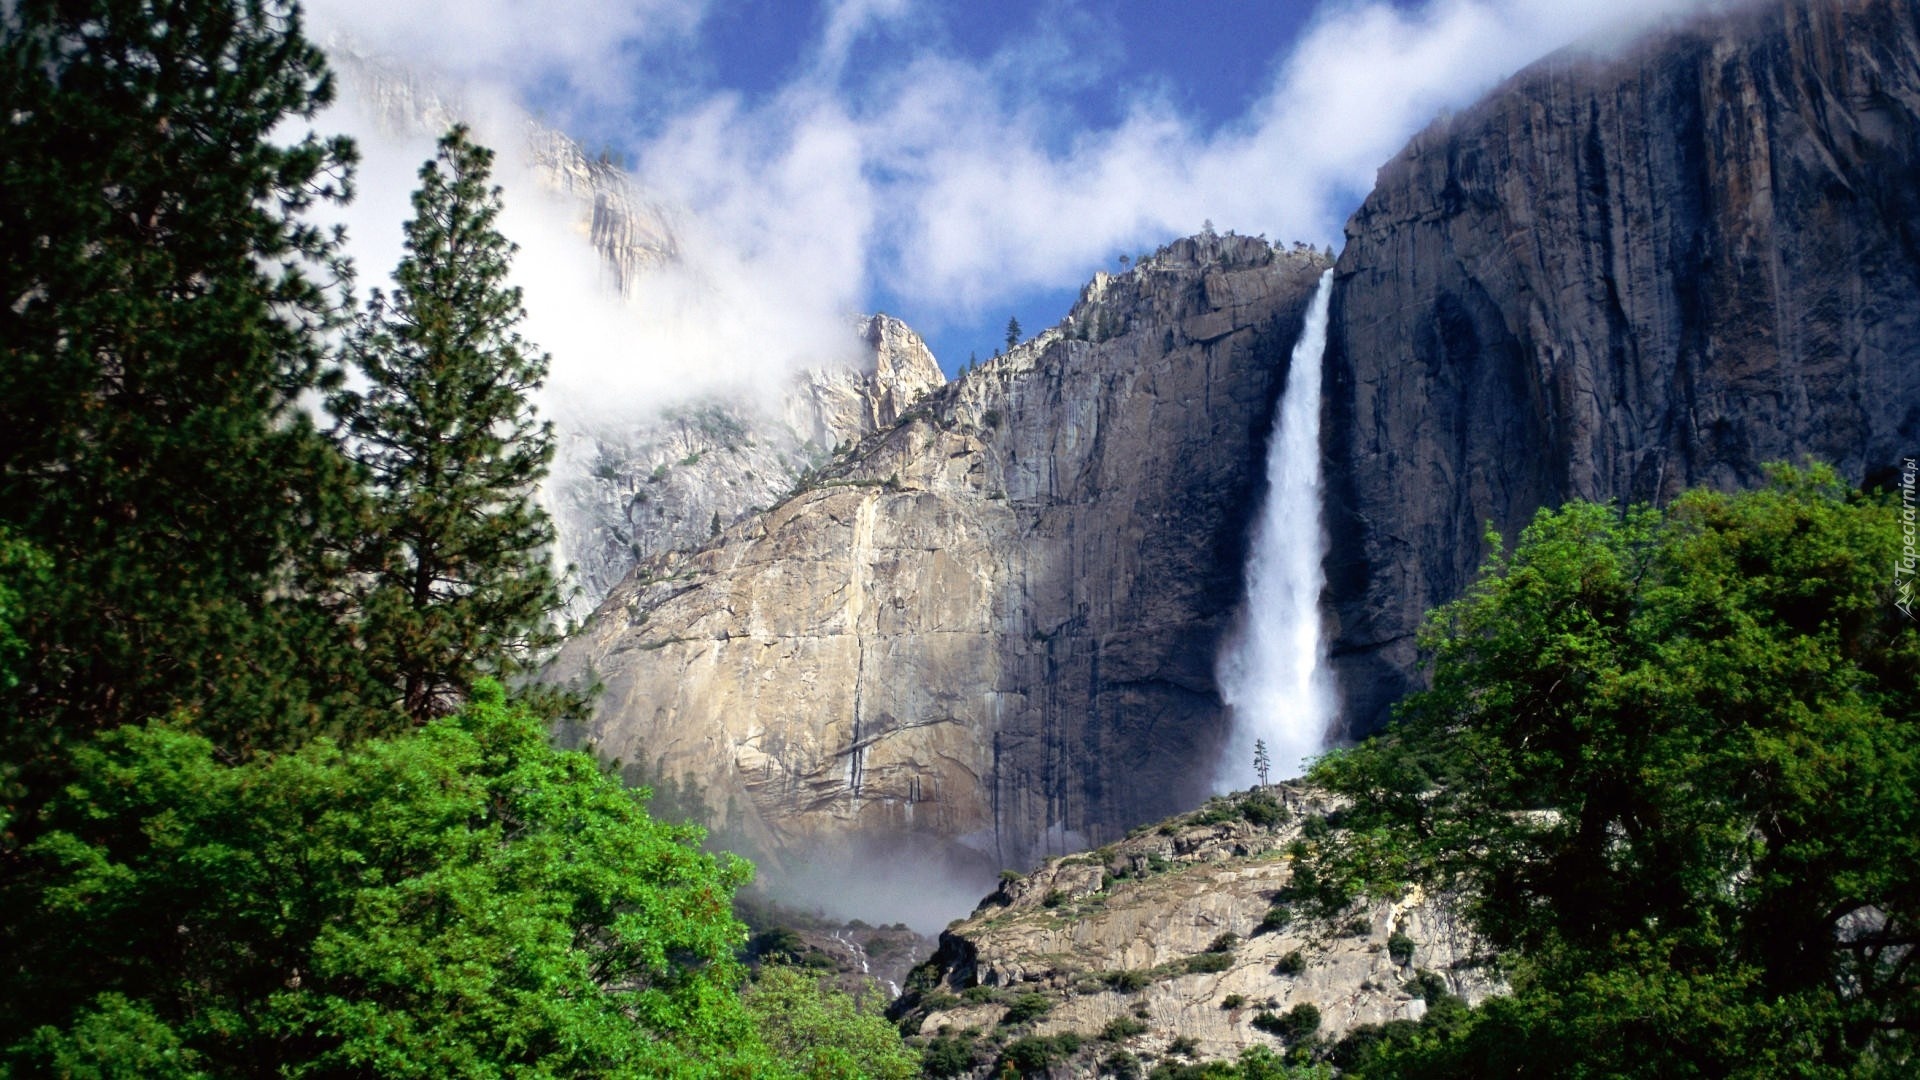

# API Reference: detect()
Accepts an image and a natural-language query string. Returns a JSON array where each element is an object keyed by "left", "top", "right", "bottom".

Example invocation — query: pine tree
[
  {"left": 0, "top": 0, "right": 362, "bottom": 784},
  {"left": 334, "top": 126, "right": 564, "bottom": 725},
  {"left": 1005, "top": 316, "right": 1022, "bottom": 351},
  {"left": 1253, "top": 739, "right": 1272, "bottom": 787}
]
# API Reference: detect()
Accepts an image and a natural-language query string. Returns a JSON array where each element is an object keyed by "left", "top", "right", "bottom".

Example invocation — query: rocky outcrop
[
  {"left": 547, "top": 238, "right": 1331, "bottom": 903},
  {"left": 891, "top": 786, "right": 1498, "bottom": 1075},
  {"left": 550, "top": 315, "right": 946, "bottom": 620},
  {"left": 1324, "top": 0, "right": 1920, "bottom": 732}
]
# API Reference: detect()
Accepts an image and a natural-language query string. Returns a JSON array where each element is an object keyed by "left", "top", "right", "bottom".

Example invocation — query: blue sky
[{"left": 309, "top": 0, "right": 1709, "bottom": 392}]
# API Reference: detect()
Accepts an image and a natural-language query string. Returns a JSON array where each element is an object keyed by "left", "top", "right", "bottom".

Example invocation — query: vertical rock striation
[
  {"left": 551, "top": 315, "right": 946, "bottom": 621},
  {"left": 547, "top": 238, "right": 1331, "bottom": 907},
  {"left": 1324, "top": 0, "right": 1920, "bottom": 732}
]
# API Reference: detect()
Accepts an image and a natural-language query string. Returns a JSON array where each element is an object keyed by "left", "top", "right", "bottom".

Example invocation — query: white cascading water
[{"left": 1215, "top": 269, "right": 1337, "bottom": 789}]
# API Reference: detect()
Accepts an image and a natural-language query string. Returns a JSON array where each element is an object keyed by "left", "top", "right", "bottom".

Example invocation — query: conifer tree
[
  {"left": 1253, "top": 738, "right": 1271, "bottom": 787},
  {"left": 1005, "top": 315, "right": 1022, "bottom": 351},
  {"left": 334, "top": 126, "right": 564, "bottom": 725},
  {"left": 0, "top": 0, "right": 361, "bottom": 786}
]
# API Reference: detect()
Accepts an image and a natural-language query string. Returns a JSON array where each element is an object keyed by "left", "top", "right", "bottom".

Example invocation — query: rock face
[
  {"left": 333, "top": 54, "right": 951, "bottom": 619},
  {"left": 547, "top": 238, "right": 1331, "bottom": 904},
  {"left": 1323, "top": 0, "right": 1920, "bottom": 732},
  {"left": 892, "top": 786, "right": 1498, "bottom": 1075},
  {"left": 550, "top": 316, "right": 946, "bottom": 620}
]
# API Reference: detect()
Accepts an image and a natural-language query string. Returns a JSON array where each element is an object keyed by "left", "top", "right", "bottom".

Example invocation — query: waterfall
[{"left": 1215, "top": 269, "right": 1337, "bottom": 789}]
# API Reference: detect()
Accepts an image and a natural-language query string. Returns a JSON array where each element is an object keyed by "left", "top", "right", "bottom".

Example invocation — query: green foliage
[
  {"left": 921, "top": 1031, "right": 979, "bottom": 1077},
  {"left": 1001, "top": 1032, "right": 1080, "bottom": 1076},
  {"left": 1273, "top": 951, "right": 1306, "bottom": 976},
  {"left": 1208, "top": 932, "right": 1241, "bottom": 953},
  {"left": 1309, "top": 466, "right": 1920, "bottom": 1076},
  {"left": 1222, "top": 994, "right": 1248, "bottom": 1010},
  {"left": 4, "top": 993, "right": 205, "bottom": 1080},
  {"left": 1168, "top": 1035, "right": 1201, "bottom": 1057},
  {"left": 1104, "top": 1048, "right": 1143, "bottom": 1079},
  {"left": 0, "top": 683, "right": 778, "bottom": 1076},
  {"left": 1005, "top": 316, "right": 1022, "bottom": 350},
  {"left": 1103, "top": 969, "right": 1151, "bottom": 993},
  {"left": 1186, "top": 951, "right": 1235, "bottom": 974},
  {"left": 1101, "top": 1015, "right": 1148, "bottom": 1040},
  {"left": 1387, "top": 932, "right": 1416, "bottom": 966},
  {"left": 741, "top": 965, "right": 920, "bottom": 1079},
  {"left": 1257, "top": 905, "right": 1292, "bottom": 935},
  {"left": 0, "top": 528, "right": 47, "bottom": 694},
  {"left": 1144, "top": 1046, "right": 1332, "bottom": 1080},
  {"left": 332, "top": 126, "right": 565, "bottom": 725},
  {"left": 1251, "top": 1004, "right": 1320, "bottom": 1043},
  {"left": 1240, "top": 790, "right": 1288, "bottom": 828},
  {"left": 0, "top": 0, "right": 367, "bottom": 798},
  {"left": 1403, "top": 969, "right": 1450, "bottom": 1006},
  {"left": 1001, "top": 992, "right": 1053, "bottom": 1026}
]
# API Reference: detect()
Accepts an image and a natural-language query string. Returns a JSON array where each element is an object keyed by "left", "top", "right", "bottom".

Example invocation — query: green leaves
[
  {"left": 4, "top": 683, "right": 775, "bottom": 1076},
  {"left": 1310, "top": 465, "right": 1919, "bottom": 1076}
]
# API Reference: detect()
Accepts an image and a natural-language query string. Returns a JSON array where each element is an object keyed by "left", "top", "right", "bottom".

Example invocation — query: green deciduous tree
[
  {"left": 1308, "top": 465, "right": 1920, "bottom": 1077},
  {"left": 332, "top": 126, "right": 564, "bottom": 725},
  {"left": 741, "top": 966, "right": 920, "bottom": 1079},
  {"left": 0, "top": 0, "right": 363, "bottom": 797},
  {"left": 1, "top": 681, "right": 776, "bottom": 1077}
]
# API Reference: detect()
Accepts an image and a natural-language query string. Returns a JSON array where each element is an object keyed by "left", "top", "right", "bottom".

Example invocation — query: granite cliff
[
  {"left": 333, "top": 54, "right": 949, "bottom": 619},
  {"left": 549, "top": 316, "right": 946, "bottom": 620},
  {"left": 1323, "top": 0, "right": 1920, "bottom": 731},
  {"left": 548, "top": 237, "right": 1332, "bottom": 910}
]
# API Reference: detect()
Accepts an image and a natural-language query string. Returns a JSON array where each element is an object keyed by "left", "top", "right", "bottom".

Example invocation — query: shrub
[
  {"left": 1256, "top": 905, "right": 1291, "bottom": 934},
  {"left": 1185, "top": 951, "right": 1234, "bottom": 974},
  {"left": 1101, "top": 1016, "right": 1148, "bottom": 1040},
  {"left": 1341, "top": 915, "right": 1373, "bottom": 938},
  {"left": 1167, "top": 1035, "right": 1200, "bottom": 1057},
  {"left": 1103, "top": 969, "right": 1150, "bottom": 993},
  {"left": 1043, "top": 889, "right": 1066, "bottom": 909},
  {"left": 1206, "top": 932, "right": 1239, "bottom": 953},
  {"left": 1404, "top": 969, "right": 1449, "bottom": 1005},
  {"left": 1387, "top": 931, "right": 1416, "bottom": 965},
  {"left": 1251, "top": 1003, "right": 1320, "bottom": 1043},
  {"left": 1273, "top": 950, "right": 1306, "bottom": 976},
  {"left": 1001, "top": 1033, "right": 1082, "bottom": 1076},
  {"left": 1001, "top": 992, "right": 1053, "bottom": 1026},
  {"left": 1240, "top": 791, "right": 1288, "bottom": 828},
  {"left": 962, "top": 985, "right": 1000, "bottom": 1004},
  {"left": 1104, "top": 1048, "right": 1143, "bottom": 1079},
  {"left": 1221, "top": 994, "right": 1247, "bottom": 1009}
]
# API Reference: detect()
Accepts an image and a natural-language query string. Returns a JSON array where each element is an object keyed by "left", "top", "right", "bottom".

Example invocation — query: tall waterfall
[{"left": 1215, "top": 269, "right": 1337, "bottom": 789}]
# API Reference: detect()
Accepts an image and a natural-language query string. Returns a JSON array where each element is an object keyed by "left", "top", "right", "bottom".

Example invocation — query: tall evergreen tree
[
  {"left": 0, "top": 0, "right": 362, "bottom": 803},
  {"left": 334, "top": 126, "right": 564, "bottom": 725}
]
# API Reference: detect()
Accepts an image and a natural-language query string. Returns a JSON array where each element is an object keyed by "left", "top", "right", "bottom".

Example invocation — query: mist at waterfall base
[{"left": 1215, "top": 270, "right": 1338, "bottom": 791}]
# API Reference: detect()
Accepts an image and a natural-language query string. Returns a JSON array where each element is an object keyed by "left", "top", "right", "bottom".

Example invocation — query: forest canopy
[{"left": 1305, "top": 465, "right": 1919, "bottom": 1078}]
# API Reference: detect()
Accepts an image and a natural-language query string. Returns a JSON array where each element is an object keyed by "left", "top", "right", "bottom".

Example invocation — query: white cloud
[
  {"left": 311, "top": 0, "right": 1724, "bottom": 405},
  {"left": 304, "top": 0, "right": 708, "bottom": 115}
]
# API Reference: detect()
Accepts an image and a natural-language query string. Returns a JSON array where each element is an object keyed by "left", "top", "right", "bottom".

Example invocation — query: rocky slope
[
  {"left": 1323, "top": 0, "right": 1920, "bottom": 731},
  {"left": 890, "top": 786, "right": 1498, "bottom": 1077},
  {"left": 547, "top": 237, "right": 1332, "bottom": 906}
]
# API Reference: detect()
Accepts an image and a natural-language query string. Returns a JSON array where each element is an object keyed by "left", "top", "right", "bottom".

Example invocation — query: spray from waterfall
[{"left": 1215, "top": 269, "right": 1337, "bottom": 790}]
